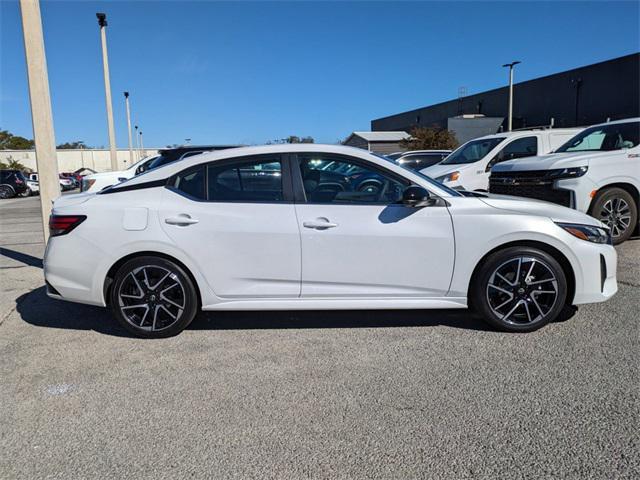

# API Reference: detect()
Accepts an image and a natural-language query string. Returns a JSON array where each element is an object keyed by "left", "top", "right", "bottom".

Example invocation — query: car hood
[
  {"left": 421, "top": 162, "right": 474, "bottom": 178},
  {"left": 477, "top": 193, "right": 603, "bottom": 227},
  {"left": 492, "top": 151, "right": 611, "bottom": 172}
]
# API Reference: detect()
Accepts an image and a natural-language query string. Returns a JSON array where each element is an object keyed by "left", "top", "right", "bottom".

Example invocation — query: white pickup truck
[
  {"left": 422, "top": 128, "right": 582, "bottom": 191},
  {"left": 490, "top": 117, "right": 639, "bottom": 244}
]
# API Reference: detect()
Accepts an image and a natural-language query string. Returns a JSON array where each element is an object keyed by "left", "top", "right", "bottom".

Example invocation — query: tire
[
  {"left": 0, "top": 186, "right": 14, "bottom": 199},
  {"left": 471, "top": 247, "right": 568, "bottom": 332},
  {"left": 589, "top": 187, "right": 637, "bottom": 245},
  {"left": 109, "top": 256, "right": 199, "bottom": 338}
]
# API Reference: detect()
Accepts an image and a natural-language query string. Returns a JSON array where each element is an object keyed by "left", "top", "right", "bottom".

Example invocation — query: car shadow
[{"left": 16, "top": 286, "right": 493, "bottom": 337}]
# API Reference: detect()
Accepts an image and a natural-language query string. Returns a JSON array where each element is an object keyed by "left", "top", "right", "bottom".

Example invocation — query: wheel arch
[
  {"left": 468, "top": 240, "right": 576, "bottom": 307},
  {"left": 103, "top": 251, "right": 203, "bottom": 309}
]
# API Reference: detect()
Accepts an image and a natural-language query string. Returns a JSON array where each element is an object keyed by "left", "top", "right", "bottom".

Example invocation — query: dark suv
[{"left": 0, "top": 170, "right": 28, "bottom": 199}]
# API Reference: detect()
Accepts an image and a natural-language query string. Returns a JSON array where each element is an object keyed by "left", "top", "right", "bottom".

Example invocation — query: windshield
[
  {"left": 441, "top": 137, "right": 505, "bottom": 165},
  {"left": 556, "top": 121, "right": 640, "bottom": 152},
  {"left": 370, "top": 152, "right": 461, "bottom": 197},
  {"left": 127, "top": 155, "right": 158, "bottom": 171}
]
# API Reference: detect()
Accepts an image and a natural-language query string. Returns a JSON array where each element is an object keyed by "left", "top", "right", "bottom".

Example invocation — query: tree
[
  {"left": 0, "top": 129, "right": 35, "bottom": 150},
  {"left": 0, "top": 155, "right": 30, "bottom": 172},
  {"left": 400, "top": 127, "right": 458, "bottom": 151},
  {"left": 267, "top": 135, "right": 315, "bottom": 145},
  {"left": 57, "top": 141, "right": 89, "bottom": 149}
]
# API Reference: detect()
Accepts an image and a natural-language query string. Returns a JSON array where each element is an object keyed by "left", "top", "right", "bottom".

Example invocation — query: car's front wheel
[
  {"left": 110, "top": 256, "right": 199, "bottom": 338},
  {"left": 471, "top": 247, "right": 568, "bottom": 332}
]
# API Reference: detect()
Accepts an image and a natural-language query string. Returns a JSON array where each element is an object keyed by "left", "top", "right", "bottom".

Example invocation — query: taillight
[{"left": 49, "top": 215, "right": 86, "bottom": 237}]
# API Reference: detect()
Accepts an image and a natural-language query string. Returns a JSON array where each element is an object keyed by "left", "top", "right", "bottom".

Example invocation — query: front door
[
  {"left": 293, "top": 153, "right": 455, "bottom": 297},
  {"left": 158, "top": 155, "right": 301, "bottom": 298}
]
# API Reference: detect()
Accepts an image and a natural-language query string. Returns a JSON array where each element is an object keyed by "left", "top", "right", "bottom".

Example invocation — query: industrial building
[{"left": 372, "top": 53, "right": 639, "bottom": 143}]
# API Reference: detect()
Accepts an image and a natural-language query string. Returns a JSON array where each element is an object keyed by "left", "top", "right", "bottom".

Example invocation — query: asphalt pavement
[{"left": 1, "top": 194, "right": 638, "bottom": 479}]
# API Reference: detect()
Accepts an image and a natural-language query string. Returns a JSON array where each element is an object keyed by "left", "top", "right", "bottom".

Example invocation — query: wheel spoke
[
  {"left": 128, "top": 272, "right": 145, "bottom": 296},
  {"left": 525, "top": 260, "right": 535, "bottom": 282},
  {"left": 495, "top": 296, "right": 515, "bottom": 311},
  {"left": 149, "top": 272, "right": 171, "bottom": 291},
  {"left": 528, "top": 277, "right": 555, "bottom": 286},
  {"left": 161, "top": 292, "right": 184, "bottom": 309},
  {"left": 122, "top": 303, "right": 148, "bottom": 310},
  {"left": 160, "top": 304, "right": 178, "bottom": 320},
  {"left": 142, "top": 267, "right": 151, "bottom": 289},
  {"left": 523, "top": 301, "right": 533, "bottom": 323},
  {"left": 502, "top": 300, "right": 523, "bottom": 321},
  {"left": 496, "top": 272, "right": 515, "bottom": 286},
  {"left": 488, "top": 283, "right": 513, "bottom": 296},
  {"left": 530, "top": 294, "right": 546, "bottom": 317},
  {"left": 139, "top": 306, "right": 150, "bottom": 327}
]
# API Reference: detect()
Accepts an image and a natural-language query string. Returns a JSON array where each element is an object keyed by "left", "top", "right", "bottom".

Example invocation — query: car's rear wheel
[
  {"left": 471, "top": 247, "right": 568, "bottom": 332},
  {"left": 0, "top": 186, "right": 14, "bottom": 199},
  {"left": 110, "top": 256, "right": 199, "bottom": 338},
  {"left": 590, "top": 187, "right": 637, "bottom": 244}
]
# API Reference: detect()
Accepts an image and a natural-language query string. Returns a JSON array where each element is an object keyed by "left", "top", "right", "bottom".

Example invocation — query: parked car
[
  {"left": 390, "top": 150, "right": 452, "bottom": 171},
  {"left": 422, "top": 128, "right": 582, "bottom": 191},
  {"left": 59, "top": 175, "right": 75, "bottom": 191},
  {"left": 23, "top": 178, "right": 39, "bottom": 196},
  {"left": 81, "top": 155, "right": 159, "bottom": 193},
  {"left": 0, "top": 169, "right": 29, "bottom": 199},
  {"left": 490, "top": 117, "right": 639, "bottom": 244},
  {"left": 45, "top": 144, "right": 616, "bottom": 338},
  {"left": 60, "top": 172, "right": 82, "bottom": 188},
  {"left": 81, "top": 146, "right": 241, "bottom": 193}
]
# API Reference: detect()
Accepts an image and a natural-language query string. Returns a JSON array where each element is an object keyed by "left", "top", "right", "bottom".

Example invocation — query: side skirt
[{"left": 203, "top": 297, "right": 468, "bottom": 311}]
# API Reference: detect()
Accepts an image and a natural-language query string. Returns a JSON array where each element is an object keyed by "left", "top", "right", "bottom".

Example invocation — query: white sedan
[{"left": 44, "top": 144, "right": 617, "bottom": 338}]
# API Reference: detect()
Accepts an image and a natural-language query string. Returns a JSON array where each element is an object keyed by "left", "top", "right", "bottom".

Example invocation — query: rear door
[
  {"left": 292, "top": 152, "right": 455, "bottom": 297},
  {"left": 158, "top": 155, "right": 301, "bottom": 298}
]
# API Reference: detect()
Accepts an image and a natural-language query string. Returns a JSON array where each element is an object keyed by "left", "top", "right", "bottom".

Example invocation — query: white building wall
[{"left": 0, "top": 148, "right": 159, "bottom": 173}]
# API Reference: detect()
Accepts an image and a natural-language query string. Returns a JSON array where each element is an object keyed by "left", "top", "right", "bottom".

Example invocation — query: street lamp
[
  {"left": 96, "top": 12, "right": 118, "bottom": 170},
  {"left": 139, "top": 130, "right": 145, "bottom": 157},
  {"left": 502, "top": 61, "right": 521, "bottom": 132},
  {"left": 134, "top": 124, "right": 139, "bottom": 159},
  {"left": 124, "top": 92, "right": 133, "bottom": 164}
]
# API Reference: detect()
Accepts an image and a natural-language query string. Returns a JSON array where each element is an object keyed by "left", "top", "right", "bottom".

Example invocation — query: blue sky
[{"left": 1, "top": 1, "right": 638, "bottom": 147}]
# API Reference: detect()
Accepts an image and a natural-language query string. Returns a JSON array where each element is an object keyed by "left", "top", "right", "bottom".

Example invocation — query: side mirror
[
  {"left": 402, "top": 186, "right": 431, "bottom": 207},
  {"left": 117, "top": 177, "right": 127, "bottom": 182}
]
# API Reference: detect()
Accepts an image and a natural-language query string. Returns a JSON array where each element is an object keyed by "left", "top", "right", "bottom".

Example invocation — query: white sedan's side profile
[{"left": 44, "top": 144, "right": 617, "bottom": 338}]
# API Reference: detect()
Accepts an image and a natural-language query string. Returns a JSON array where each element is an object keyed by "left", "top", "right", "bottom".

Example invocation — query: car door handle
[
  {"left": 303, "top": 218, "right": 338, "bottom": 229},
  {"left": 165, "top": 214, "right": 199, "bottom": 226}
]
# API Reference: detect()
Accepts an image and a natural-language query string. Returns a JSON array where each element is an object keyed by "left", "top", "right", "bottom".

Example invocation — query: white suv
[
  {"left": 422, "top": 128, "right": 582, "bottom": 191},
  {"left": 490, "top": 118, "right": 639, "bottom": 244}
]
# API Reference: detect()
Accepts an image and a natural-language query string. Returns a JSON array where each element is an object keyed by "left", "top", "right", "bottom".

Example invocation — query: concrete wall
[{"left": 0, "top": 148, "right": 160, "bottom": 173}]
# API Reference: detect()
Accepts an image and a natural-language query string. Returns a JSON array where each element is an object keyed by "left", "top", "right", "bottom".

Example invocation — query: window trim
[
  {"left": 290, "top": 152, "right": 413, "bottom": 206},
  {"left": 165, "top": 154, "right": 293, "bottom": 204}
]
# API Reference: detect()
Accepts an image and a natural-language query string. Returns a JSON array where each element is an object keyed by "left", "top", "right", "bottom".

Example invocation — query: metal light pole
[
  {"left": 134, "top": 124, "right": 140, "bottom": 160},
  {"left": 96, "top": 13, "right": 118, "bottom": 170},
  {"left": 139, "top": 130, "right": 145, "bottom": 157},
  {"left": 19, "top": 0, "right": 60, "bottom": 243},
  {"left": 124, "top": 92, "right": 134, "bottom": 164},
  {"left": 502, "top": 61, "right": 521, "bottom": 132}
]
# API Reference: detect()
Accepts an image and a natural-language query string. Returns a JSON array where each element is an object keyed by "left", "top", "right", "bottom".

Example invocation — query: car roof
[
  {"left": 108, "top": 143, "right": 456, "bottom": 196},
  {"left": 589, "top": 117, "right": 639, "bottom": 127},
  {"left": 399, "top": 150, "right": 452, "bottom": 155}
]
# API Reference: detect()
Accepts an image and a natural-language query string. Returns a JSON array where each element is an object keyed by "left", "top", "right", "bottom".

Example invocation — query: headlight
[
  {"left": 435, "top": 171, "right": 460, "bottom": 183},
  {"left": 556, "top": 222, "right": 611, "bottom": 244},
  {"left": 548, "top": 166, "right": 588, "bottom": 179}
]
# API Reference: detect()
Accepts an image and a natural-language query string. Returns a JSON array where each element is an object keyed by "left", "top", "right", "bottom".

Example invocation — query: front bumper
[{"left": 571, "top": 241, "right": 617, "bottom": 305}]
